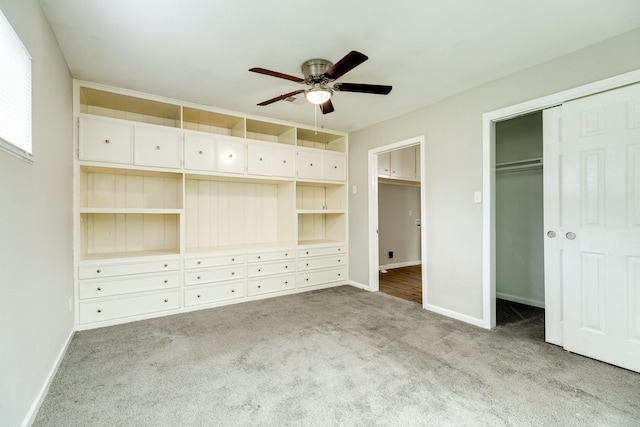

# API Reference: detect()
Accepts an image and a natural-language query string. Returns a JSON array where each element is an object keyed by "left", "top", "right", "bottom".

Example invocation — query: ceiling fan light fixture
[{"left": 305, "top": 87, "right": 332, "bottom": 105}]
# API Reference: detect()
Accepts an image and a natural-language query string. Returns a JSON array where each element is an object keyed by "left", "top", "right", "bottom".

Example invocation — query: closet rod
[{"left": 495, "top": 157, "right": 543, "bottom": 173}]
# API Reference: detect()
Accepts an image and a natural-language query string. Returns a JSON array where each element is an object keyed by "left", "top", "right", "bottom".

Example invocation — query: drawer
[
  {"left": 134, "top": 127, "right": 182, "bottom": 169},
  {"left": 297, "top": 246, "right": 346, "bottom": 258},
  {"left": 297, "top": 255, "right": 346, "bottom": 271},
  {"left": 184, "top": 266, "right": 244, "bottom": 286},
  {"left": 79, "top": 118, "right": 133, "bottom": 164},
  {"left": 184, "top": 281, "right": 245, "bottom": 306},
  {"left": 247, "top": 260, "right": 294, "bottom": 277},
  {"left": 79, "top": 272, "right": 180, "bottom": 299},
  {"left": 297, "top": 267, "right": 346, "bottom": 288},
  {"left": 79, "top": 259, "right": 180, "bottom": 280},
  {"left": 184, "top": 254, "right": 244, "bottom": 269},
  {"left": 247, "top": 249, "right": 294, "bottom": 263},
  {"left": 79, "top": 289, "right": 180, "bottom": 324},
  {"left": 248, "top": 274, "right": 295, "bottom": 296}
]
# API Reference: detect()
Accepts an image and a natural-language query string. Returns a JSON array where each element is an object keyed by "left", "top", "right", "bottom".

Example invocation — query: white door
[{"left": 561, "top": 83, "right": 640, "bottom": 373}]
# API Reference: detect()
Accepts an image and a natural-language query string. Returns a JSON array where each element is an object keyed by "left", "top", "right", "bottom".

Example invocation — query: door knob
[
  {"left": 546, "top": 230, "right": 556, "bottom": 238},
  {"left": 566, "top": 232, "right": 576, "bottom": 240}
]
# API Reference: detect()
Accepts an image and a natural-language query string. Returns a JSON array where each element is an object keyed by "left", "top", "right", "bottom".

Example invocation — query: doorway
[
  {"left": 495, "top": 112, "right": 545, "bottom": 328},
  {"left": 368, "top": 136, "right": 427, "bottom": 306}
]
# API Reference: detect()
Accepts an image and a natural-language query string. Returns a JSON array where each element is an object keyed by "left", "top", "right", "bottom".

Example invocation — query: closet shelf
[{"left": 80, "top": 208, "right": 182, "bottom": 214}]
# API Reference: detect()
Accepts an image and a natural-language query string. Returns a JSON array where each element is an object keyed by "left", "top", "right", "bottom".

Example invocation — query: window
[{"left": 0, "top": 8, "right": 32, "bottom": 160}]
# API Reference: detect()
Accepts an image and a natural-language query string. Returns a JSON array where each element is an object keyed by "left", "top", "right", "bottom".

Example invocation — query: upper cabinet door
[
  {"left": 134, "top": 127, "right": 182, "bottom": 169},
  {"left": 247, "top": 142, "right": 272, "bottom": 176},
  {"left": 215, "top": 137, "right": 245, "bottom": 174},
  {"left": 271, "top": 145, "right": 295, "bottom": 178},
  {"left": 297, "top": 150, "right": 322, "bottom": 180},
  {"left": 377, "top": 151, "right": 390, "bottom": 177},
  {"left": 79, "top": 118, "right": 133, "bottom": 164},
  {"left": 184, "top": 133, "right": 215, "bottom": 171},
  {"left": 390, "top": 146, "right": 417, "bottom": 180},
  {"left": 322, "top": 152, "right": 346, "bottom": 182}
]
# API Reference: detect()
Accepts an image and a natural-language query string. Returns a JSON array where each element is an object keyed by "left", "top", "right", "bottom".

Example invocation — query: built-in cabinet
[
  {"left": 378, "top": 145, "right": 420, "bottom": 181},
  {"left": 74, "top": 82, "right": 348, "bottom": 329}
]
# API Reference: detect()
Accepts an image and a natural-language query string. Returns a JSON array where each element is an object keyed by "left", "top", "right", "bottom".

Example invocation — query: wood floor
[{"left": 379, "top": 264, "right": 422, "bottom": 304}]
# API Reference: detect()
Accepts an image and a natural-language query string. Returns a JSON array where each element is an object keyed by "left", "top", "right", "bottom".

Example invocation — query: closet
[
  {"left": 74, "top": 82, "right": 348, "bottom": 329},
  {"left": 495, "top": 112, "right": 544, "bottom": 309}
]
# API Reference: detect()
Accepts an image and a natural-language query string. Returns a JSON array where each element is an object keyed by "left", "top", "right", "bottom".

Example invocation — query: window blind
[{"left": 0, "top": 8, "right": 32, "bottom": 159}]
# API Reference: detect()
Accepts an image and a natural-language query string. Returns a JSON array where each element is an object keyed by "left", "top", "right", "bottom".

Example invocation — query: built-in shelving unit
[{"left": 73, "top": 81, "right": 348, "bottom": 329}]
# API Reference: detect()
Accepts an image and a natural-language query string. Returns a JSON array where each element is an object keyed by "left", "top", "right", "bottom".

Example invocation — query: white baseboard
[
  {"left": 424, "top": 303, "right": 485, "bottom": 328},
  {"left": 379, "top": 260, "right": 421, "bottom": 271},
  {"left": 496, "top": 292, "right": 545, "bottom": 309},
  {"left": 22, "top": 327, "right": 75, "bottom": 427},
  {"left": 348, "top": 280, "right": 371, "bottom": 291}
]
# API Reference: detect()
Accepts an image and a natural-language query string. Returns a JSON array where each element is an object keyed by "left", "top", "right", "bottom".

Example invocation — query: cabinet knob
[
  {"left": 285, "top": 265, "right": 288, "bottom": 269},
  {"left": 198, "top": 151, "right": 203, "bottom": 155},
  {"left": 257, "top": 255, "right": 261, "bottom": 259},
  {"left": 97, "top": 309, "right": 102, "bottom": 313},
  {"left": 259, "top": 157, "right": 263, "bottom": 161},
  {"left": 164, "top": 299, "right": 168, "bottom": 303},
  {"left": 97, "top": 287, "right": 102, "bottom": 291},
  {"left": 96, "top": 269, "right": 101, "bottom": 273},
  {"left": 231, "top": 272, "right": 235, "bottom": 275},
  {"left": 258, "top": 285, "right": 261, "bottom": 289},
  {"left": 156, "top": 146, "right": 160, "bottom": 150},
  {"left": 231, "top": 258, "right": 235, "bottom": 262},
  {"left": 104, "top": 139, "right": 110, "bottom": 144},
  {"left": 197, "top": 276, "right": 201, "bottom": 280},
  {"left": 338, "top": 273, "right": 341, "bottom": 277},
  {"left": 283, "top": 160, "right": 287, "bottom": 164},
  {"left": 164, "top": 264, "right": 168, "bottom": 267},
  {"left": 306, "top": 263, "right": 309, "bottom": 267},
  {"left": 231, "top": 289, "right": 235, "bottom": 293},
  {"left": 338, "top": 248, "right": 341, "bottom": 251},
  {"left": 197, "top": 261, "right": 201, "bottom": 264},
  {"left": 285, "top": 281, "right": 288, "bottom": 284},
  {"left": 306, "top": 251, "right": 309, "bottom": 255},
  {"left": 197, "top": 294, "right": 201, "bottom": 298},
  {"left": 334, "top": 165, "right": 338, "bottom": 169},
  {"left": 258, "top": 268, "right": 261, "bottom": 272},
  {"left": 285, "top": 253, "right": 288, "bottom": 256},
  {"left": 229, "top": 154, "right": 233, "bottom": 158},
  {"left": 306, "top": 278, "right": 309, "bottom": 281},
  {"left": 338, "top": 259, "right": 341, "bottom": 262},
  {"left": 164, "top": 280, "right": 168, "bottom": 283},
  {"left": 310, "top": 163, "right": 313, "bottom": 166}
]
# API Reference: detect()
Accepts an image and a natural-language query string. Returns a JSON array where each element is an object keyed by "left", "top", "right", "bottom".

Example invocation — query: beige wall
[
  {"left": 0, "top": 0, "right": 73, "bottom": 425},
  {"left": 348, "top": 28, "right": 640, "bottom": 320}
]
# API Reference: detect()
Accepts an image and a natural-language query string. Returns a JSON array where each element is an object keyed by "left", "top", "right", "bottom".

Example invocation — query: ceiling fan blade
[
  {"left": 333, "top": 82, "right": 392, "bottom": 95},
  {"left": 320, "top": 99, "right": 335, "bottom": 114},
  {"left": 257, "top": 90, "right": 305, "bottom": 106},
  {"left": 324, "top": 51, "right": 368, "bottom": 80},
  {"left": 249, "top": 67, "right": 304, "bottom": 83}
]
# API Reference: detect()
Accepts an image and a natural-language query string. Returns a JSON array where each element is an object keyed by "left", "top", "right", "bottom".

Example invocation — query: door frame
[
  {"left": 481, "top": 69, "right": 640, "bottom": 329},
  {"left": 368, "top": 136, "right": 427, "bottom": 303}
]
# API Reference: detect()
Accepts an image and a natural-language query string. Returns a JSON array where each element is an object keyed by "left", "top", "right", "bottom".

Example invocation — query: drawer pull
[
  {"left": 96, "top": 269, "right": 101, "bottom": 273},
  {"left": 104, "top": 139, "right": 110, "bottom": 144},
  {"left": 97, "top": 287, "right": 102, "bottom": 291},
  {"left": 164, "top": 299, "right": 168, "bottom": 303},
  {"left": 97, "top": 309, "right": 102, "bottom": 313},
  {"left": 156, "top": 146, "right": 160, "bottom": 150}
]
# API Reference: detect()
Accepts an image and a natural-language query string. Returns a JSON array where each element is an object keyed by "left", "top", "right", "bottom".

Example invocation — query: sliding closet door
[{"left": 561, "top": 83, "right": 640, "bottom": 373}]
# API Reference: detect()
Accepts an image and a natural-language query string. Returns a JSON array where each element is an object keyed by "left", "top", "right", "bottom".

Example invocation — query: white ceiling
[{"left": 40, "top": 0, "right": 640, "bottom": 132}]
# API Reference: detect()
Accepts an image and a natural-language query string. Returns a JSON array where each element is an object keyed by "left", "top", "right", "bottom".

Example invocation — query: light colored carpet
[{"left": 34, "top": 286, "right": 639, "bottom": 426}]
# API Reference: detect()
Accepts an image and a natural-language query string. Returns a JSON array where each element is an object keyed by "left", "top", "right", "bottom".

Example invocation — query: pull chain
[{"left": 314, "top": 104, "right": 318, "bottom": 135}]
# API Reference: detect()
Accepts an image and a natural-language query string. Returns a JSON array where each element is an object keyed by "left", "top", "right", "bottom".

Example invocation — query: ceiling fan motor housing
[{"left": 301, "top": 59, "right": 333, "bottom": 83}]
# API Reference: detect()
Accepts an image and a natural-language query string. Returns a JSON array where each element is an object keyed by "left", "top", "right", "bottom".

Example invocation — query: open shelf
[
  {"left": 297, "top": 213, "right": 345, "bottom": 244},
  {"left": 184, "top": 178, "right": 295, "bottom": 252},
  {"left": 79, "top": 87, "right": 181, "bottom": 128},
  {"left": 183, "top": 107, "right": 244, "bottom": 137},
  {"left": 246, "top": 119, "right": 295, "bottom": 145},
  {"left": 297, "top": 128, "right": 346, "bottom": 152},
  {"left": 80, "top": 166, "right": 183, "bottom": 210},
  {"left": 296, "top": 182, "right": 345, "bottom": 211},
  {"left": 80, "top": 213, "right": 180, "bottom": 260}
]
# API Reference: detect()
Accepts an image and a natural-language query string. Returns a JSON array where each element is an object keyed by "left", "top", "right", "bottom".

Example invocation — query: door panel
[{"left": 561, "top": 83, "right": 640, "bottom": 372}]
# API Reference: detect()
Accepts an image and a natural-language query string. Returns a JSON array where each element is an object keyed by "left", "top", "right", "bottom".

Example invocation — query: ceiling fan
[{"left": 249, "top": 51, "right": 392, "bottom": 114}]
